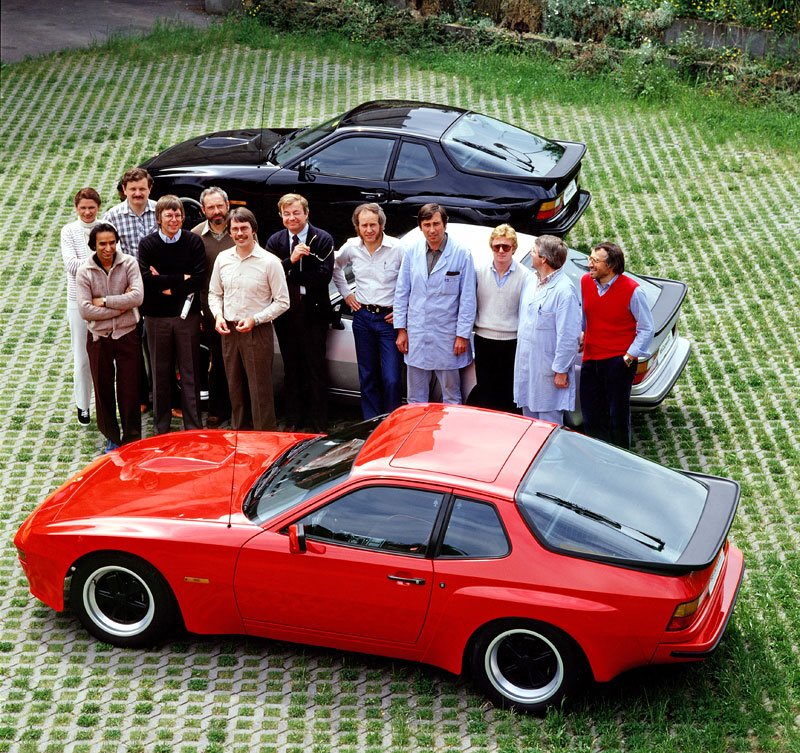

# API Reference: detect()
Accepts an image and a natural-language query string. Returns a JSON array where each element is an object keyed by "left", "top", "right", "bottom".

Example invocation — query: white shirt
[
  {"left": 208, "top": 243, "right": 290, "bottom": 326},
  {"left": 332, "top": 234, "right": 403, "bottom": 307}
]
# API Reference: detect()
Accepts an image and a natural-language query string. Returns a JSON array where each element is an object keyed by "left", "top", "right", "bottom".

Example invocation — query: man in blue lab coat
[{"left": 394, "top": 204, "right": 477, "bottom": 404}]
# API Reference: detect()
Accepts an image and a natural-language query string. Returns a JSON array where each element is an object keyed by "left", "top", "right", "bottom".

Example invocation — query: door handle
[
  {"left": 361, "top": 191, "right": 385, "bottom": 201},
  {"left": 387, "top": 574, "right": 426, "bottom": 586}
]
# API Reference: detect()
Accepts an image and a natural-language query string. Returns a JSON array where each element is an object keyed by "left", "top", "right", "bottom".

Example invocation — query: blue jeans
[{"left": 353, "top": 308, "right": 404, "bottom": 419}]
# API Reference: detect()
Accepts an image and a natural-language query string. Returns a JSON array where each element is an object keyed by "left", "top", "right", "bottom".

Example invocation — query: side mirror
[
  {"left": 288, "top": 523, "right": 307, "bottom": 554},
  {"left": 298, "top": 161, "right": 314, "bottom": 182}
]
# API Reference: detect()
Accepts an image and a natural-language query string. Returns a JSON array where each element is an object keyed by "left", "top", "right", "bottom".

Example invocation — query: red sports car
[{"left": 14, "top": 404, "right": 743, "bottom": 712}]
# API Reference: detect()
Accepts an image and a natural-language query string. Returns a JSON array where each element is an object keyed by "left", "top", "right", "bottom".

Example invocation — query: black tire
[
  {"left": 69, "top": 553, "right": 181, "bottom": 647},
  {"left": 468, "top": 619, "right": 581, "bottom": 713},
  {"left": 179, "top": 196, "right": 204, "bottom": 230}
]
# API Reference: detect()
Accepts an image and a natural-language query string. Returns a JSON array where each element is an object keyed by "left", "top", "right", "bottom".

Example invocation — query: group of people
[{"left": 61, "top": 167, "right": 653, "bottom": 454}]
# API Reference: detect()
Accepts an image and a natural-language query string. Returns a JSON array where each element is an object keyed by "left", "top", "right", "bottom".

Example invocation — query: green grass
[{"left": 0, "top": 16, "right": 798, "bottom": 753}]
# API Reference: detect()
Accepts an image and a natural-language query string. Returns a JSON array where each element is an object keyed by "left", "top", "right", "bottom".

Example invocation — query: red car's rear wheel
[{"left": 469, "top": 620, "right": 582, "bottom": 713}]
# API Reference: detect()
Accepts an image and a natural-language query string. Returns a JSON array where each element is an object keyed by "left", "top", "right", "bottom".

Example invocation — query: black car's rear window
[
  {"left": 516, "top": 430, "right": 708, "bottom": 567},
  {"left": 442, "top": 112, "right": 564, "bottom": 177}
]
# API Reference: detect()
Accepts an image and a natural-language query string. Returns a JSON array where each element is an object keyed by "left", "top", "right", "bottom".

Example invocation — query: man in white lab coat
[{"left": 394, "top": 204, "right": 477, "bottom": 404}]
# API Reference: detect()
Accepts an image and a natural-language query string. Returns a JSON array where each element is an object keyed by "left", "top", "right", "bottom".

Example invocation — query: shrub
[
  {"left": 619, "top": 40, "right": 678, "bottom": 99},
  {"left": 542, "top": 0, "right": 674, "bottom": 45},
  {"left": 566, "top": 41, "right": 622, "bottom": 74},
  {"left": 543, "top": 0, "right": 621, "bottom": 42},
  {"left": 667, "top": 0, "right": 799, "bottom": 34}
]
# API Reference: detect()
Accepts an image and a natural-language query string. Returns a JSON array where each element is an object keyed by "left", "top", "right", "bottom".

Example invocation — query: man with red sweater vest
[{"left": 580, "top": 242, "right": 653, "bottom": 449}]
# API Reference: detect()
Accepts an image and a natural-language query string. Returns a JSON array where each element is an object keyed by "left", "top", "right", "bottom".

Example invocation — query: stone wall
[{"left": 664, "top": 18, "right": 798, "bottom": 61}]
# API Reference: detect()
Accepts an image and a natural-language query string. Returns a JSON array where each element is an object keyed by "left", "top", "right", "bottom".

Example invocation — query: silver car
[{"left": 274, "top": 223, "right": 691, "bottom": 424}]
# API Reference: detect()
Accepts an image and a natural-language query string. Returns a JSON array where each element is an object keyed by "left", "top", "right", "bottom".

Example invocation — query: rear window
[
  {"left": 442, "top": 112, "right": 564, "bottom": 177},
  {"left": 516, "top": 430, "right": 708, "bottom": 567}
]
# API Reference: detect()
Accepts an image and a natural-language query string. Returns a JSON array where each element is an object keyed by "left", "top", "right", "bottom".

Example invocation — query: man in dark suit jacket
[{"left": 266, "top": 193, "right": 334, "bottom": 432}]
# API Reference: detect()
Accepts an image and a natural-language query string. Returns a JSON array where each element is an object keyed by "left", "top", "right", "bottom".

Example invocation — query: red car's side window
[
  {"left": 299, "top": 486, "right": 443, "bottom": 556},
  {"left": 439, "top": 498, "right": 509, "bottom": 558}
]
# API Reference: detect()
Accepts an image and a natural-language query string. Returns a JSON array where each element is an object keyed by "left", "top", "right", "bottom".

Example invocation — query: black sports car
[{"left": 142, "top": 100, "right": 591, "bottom": 243}]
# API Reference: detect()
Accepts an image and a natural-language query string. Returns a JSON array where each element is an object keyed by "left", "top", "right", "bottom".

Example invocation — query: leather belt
[{"left": 361, "top": 304, "right": 393, "bottom": 315}]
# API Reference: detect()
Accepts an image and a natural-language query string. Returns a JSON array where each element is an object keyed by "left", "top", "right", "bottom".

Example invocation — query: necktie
[{"left": 292, "top": 234, "right": 303, "bottom": 277}]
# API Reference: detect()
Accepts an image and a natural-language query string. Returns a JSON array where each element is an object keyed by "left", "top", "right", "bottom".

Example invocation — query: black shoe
[{"left": 77, "top": 408, "right": 90, "bottom": 425}]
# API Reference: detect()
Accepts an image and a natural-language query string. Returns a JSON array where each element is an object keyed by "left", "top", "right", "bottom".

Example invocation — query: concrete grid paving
[{"left": 0, "top": 36, "right": 799, "bottom": 753}]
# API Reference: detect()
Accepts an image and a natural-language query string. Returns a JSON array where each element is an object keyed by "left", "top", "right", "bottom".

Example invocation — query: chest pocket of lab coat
[
  {"left": 442, "top": 272, "right": 461, "bottom": 295},
  {"left": 535, "top": 310, "right": 555, "bottom": 330}
]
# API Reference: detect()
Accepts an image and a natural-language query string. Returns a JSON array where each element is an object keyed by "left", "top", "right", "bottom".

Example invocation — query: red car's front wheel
[{"left": 69, "top": 553, "right": 181, "bottom": 647}]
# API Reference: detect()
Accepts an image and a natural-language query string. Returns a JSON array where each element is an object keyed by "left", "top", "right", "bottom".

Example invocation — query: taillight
[
  {"left": 667, "top": 549, "right": 725, "bottom": 631},
  {"left": 632, "top": 351, "right": 656, "bottom": 385},
  {"left": 667, "top": 594, "right": 705, "bottom": 631},
  {"left": 535, "top": 195, "right": 564, "bottom": 221}
]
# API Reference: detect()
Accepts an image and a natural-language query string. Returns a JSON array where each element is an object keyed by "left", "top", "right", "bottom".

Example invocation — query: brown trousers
[{"left": 222, "top": 322, "right": 277, "bottom": 431}]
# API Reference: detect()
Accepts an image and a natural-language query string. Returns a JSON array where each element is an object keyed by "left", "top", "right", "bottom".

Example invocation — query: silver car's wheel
[
  {"left": 470, "top": 621, "right": 580, "bottom": 712},
  {"left": 69, "top": 553, "right": 179, "bottom": 647}
]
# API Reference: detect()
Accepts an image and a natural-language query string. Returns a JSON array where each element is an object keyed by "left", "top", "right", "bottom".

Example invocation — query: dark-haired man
[
  {"left": 394, "top": 203, "right": 476, "bottom": 404},
  {"left": 139, "top": 196, "right": 206, "bottom": 434},
  {"left": 102, "top": 167, "right": 156, "bottom": 258},
  {"left": 209, "top": 208, "right": 289, "bottom": 431},
  {"left": 76, "top": 223, "right": 144, "bottom": 453},
  {"left": 580, "top": 241, "right": 653, "bottom": 448}
]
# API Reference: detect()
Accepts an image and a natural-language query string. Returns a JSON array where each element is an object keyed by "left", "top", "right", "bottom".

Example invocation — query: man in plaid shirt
[
  {"left": 102, "top": 167, "right": 158, "bottom": 410},
  {"left": 102, "top": 167, "right": 156, "bottom": 258}
]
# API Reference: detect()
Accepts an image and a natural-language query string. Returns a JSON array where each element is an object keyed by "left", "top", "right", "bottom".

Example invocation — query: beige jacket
[{"left": 76, "top": 253, "right": 143, "bottom": 340}]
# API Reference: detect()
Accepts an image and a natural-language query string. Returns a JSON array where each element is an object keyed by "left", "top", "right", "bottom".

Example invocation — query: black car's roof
[{"left": 338, "top": 100, "right": 466, "bottom": 139}]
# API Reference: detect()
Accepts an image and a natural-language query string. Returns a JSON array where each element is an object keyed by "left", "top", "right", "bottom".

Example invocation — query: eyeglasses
[
  {"left": 303, "top": 236, "right": 333, "bottom": 262},
  {"left": 588, "top": 255, "right": 608, "bottom": 265},
  {"left": 307, "top": 248, "right": 333, "bottom": 262},
  {"left": 491, "top": 243, "right": 513, "bottom": 252}
]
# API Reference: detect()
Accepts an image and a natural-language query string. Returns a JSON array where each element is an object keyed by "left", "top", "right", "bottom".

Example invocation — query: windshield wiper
[
  {"left": 535, "top": 491, "right": 665, "bottom": 551},
  {"left": 265, "top": 133, "right": 289, "bottom": 165},
  {"left": 452, "top": 137, "right": 512, "bottom": 164}
]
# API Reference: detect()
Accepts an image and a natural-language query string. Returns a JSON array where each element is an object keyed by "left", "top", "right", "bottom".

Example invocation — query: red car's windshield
[{"left": 243, "top": 417, "right": 383, "bottom": 524}]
